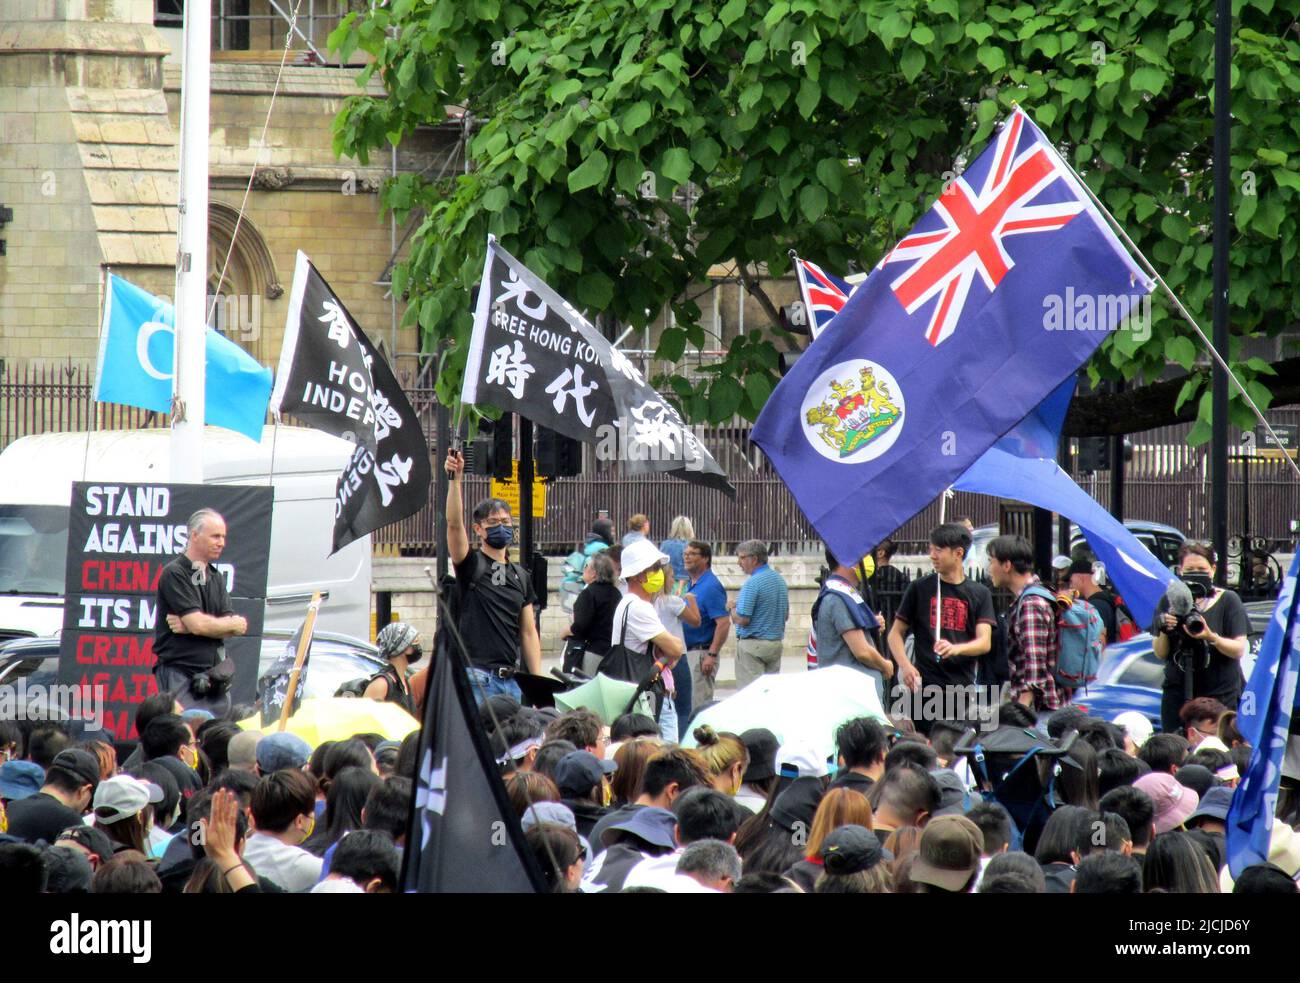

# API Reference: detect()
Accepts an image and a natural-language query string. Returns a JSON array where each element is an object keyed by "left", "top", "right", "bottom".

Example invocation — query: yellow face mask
[{"left": 642, "top": 569, "right": 665, "bottom": 594}]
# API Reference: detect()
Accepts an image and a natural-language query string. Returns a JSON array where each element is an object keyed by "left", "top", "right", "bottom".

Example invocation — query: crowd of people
[
  {"left": 2, "top": 468, "right": 1294, "bottom": 897},
  {"left": 0, "top": 694, "right": 413, "bottom": 894}
]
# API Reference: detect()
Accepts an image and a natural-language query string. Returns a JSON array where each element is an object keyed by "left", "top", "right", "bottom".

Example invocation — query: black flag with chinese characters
[
  {"left": 402, "top": 619, "right": 547, "bottom": 893},
  {"left": 271, "top": 250, "right": 380, "bottom": 457},
  {"left": 460, "top": 237, "right": 735, "bottom": 497},
  {"left": 272, "top": 250, "right": 431, "bottom": 553}
]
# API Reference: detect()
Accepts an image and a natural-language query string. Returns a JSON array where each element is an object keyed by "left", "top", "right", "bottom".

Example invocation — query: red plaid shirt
[{"left": 1008, "top": 579, "right": 1064, "bottom": 711}]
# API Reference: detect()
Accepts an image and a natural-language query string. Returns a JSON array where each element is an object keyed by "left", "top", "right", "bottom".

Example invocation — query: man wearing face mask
[
  {"left": 1152, "top": 543, "right": 1250, "bottom": 735},
  {"left": 810, "top": 547, "right": 894, "bottom": 704},
  {"left": 363, "top": 622, "right": 421, "bottom": 715},
  {"left": 243, "top": 768, "right": 323, "bottom": 892},
  {"left": 445, "top": 448, "right": 542, "bottom": 705},
  {"left": 609, "top": 540, "right": 687, "bottom": 742}
]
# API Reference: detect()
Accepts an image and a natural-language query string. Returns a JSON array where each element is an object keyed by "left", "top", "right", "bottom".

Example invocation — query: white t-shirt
[
  {"left": 612, "top": 594, "right": 666, "bottom": 655},
  {"left": 654, "top": 595, "right": 688, "bottom": 642}
]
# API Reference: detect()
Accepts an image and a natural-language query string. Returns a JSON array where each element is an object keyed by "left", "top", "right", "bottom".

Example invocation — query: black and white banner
[
  {"left": 273, "top": 251, "right": 431, "bottom": 553},
  {"left": 462, "top": 236, "right": 735, "bottom": 497}
]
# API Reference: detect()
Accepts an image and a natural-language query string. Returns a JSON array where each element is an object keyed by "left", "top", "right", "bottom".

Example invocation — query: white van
[{"left": 0, "top": 426, "right": 371, "bottom": 641}]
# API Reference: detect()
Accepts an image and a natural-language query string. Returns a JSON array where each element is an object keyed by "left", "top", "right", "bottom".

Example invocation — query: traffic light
[
  {"left": 536, "top": 425, "right": 582, "bottom": 478},
  {"left": 465, "top": 415, "right": 514, "bottom": 478},
  {"left": 1076, "top": 436, "right": 1111, "bottom": 472},
  {"left": 779, "top": 302, "right": 812, "bottom": 336},
  {"left": 779, "top": 350, "right": 802, "bottom": 376}
]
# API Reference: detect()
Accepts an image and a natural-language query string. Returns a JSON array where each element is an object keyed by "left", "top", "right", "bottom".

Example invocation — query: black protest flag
[
  {"left": 402, "top": 609, "right": 547, "bottom": 893},
  {"left": 461, "top": 236, "right": 735, "bottom": 497},
  {"left": 271, "top": 250, "right": 380, "bottom": 456},
  {"left": 271, "top": 250, "right": 431, "bottom": 554},
  {"left": 257, "top": 595, "right": 320, "bottom": 727}
]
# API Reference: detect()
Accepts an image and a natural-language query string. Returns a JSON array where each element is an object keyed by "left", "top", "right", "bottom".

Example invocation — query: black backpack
[{"left": 979, "top": 608, "right": 1013, "bottom": 688}]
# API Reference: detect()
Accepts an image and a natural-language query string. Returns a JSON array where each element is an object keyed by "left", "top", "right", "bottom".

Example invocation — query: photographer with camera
[
  {"left": 1151, "top": 543, "right": 1250, "bottom": 735},
  {"left": 155, "top": 509, "right": 248, "bottom": 716}
]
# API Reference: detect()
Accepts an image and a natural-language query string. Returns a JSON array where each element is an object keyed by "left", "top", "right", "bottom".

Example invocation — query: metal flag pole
[{"left": 1048, "top": 123, "right": 1300, "bottom": 483}]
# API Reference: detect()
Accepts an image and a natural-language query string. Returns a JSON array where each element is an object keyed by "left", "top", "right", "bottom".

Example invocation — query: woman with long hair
[
  {"left": 783, "top": 787, "right": 874, "bottom": 892},
  {"left": 1143, "top": 831, "right": 1221, "bottom": 893},
  {"left": 302, "top": 766, "right": 382, "bottom": 858},
  {"left": 609, "top": 738, "right": 664, "bottom": 808},
  {"left": 92, "top": 775, "right": 157, "bottom": 857}
]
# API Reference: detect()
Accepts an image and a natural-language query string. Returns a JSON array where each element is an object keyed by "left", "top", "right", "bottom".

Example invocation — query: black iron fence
[{"left": 2, "top": 362, "right": 1297, "bottom": 559}]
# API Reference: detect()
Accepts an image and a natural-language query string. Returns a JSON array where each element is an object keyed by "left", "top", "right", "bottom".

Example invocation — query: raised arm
[{"left": 445, "top": 448, "right": 470, "bottom": 565}]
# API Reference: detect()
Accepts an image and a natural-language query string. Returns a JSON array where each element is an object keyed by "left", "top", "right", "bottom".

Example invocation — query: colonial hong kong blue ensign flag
[{"left": 752, "top": 108, "right": 1154, "bottom": 565}]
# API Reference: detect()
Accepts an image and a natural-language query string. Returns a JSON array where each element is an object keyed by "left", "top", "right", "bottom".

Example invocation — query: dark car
[
  {"left": 0, "top": 630, "right": 385, "bottom": 742},
  {"left": 1069, "top": 600, "right": 1275, "bottom": 730}
]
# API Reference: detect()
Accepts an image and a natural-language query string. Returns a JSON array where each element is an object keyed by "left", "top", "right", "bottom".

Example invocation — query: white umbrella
[{"left": 681, "top": 666, "right": 890, "bottom": 765}]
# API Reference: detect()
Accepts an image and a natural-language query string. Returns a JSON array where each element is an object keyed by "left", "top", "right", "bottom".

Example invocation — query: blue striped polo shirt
[{"left": 735, "top": 563, "right": 789, "bottom": 640}]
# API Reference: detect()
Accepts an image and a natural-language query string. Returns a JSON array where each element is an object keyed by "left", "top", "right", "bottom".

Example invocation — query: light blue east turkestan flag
[{"left": 94, "top": 274, "right": 273, "bottom": 441}]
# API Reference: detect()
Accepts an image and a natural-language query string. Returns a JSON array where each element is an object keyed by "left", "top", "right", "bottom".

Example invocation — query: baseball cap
[
  {"left": 1186, "top": 785, "right": 1234, "bottom": 826},
  {"left": 740, "top": 729, "right": 779, "bottom": 784},
  {"left": 227, "top": 731, "right": 262, "bottom": 770},
  {"left": 770, "top": 776, "right": 825, "bottom": 832},
  {"left": 257, "top": 731, "right": 312, "bottom": 773},
  {"left": 1134, "top": 772, "right": 1199, "bottom": 834},
  {"left": 48, "top": 749, "right": 101, "bottom": 790},
  {"left": 520, "top": 801, "right": 578, "bottom": 833},
  {"left": 44, "top": 846, "right": 94, "bottom": 893},
  {"left": 554, "top": 750, "right": 617, "bottom": 798},
  {"left": 1195, "top": 734, "right": 1231, "bottom": 754},
  {"left": 92, "top": 775, "right": 164, "bottom": 824},
  {"left": 620, "top": 539, "right": 670, "bottom": 579},
  {"left": 910, "top": 814, "right": 984, "bottom": 892},
  {"left": 820, "top": 824, "right": 885, "bottom": 876},
  {"left": 1067, "top": 557, "right": 1096, "bottom": 576},
  {"left": 55, "top": 823, "right": 117, "bottom": 863},
  {"left": 1113, "top": 711, "right": 1154, "bottom": 750},
  {"left": 930, "top": 768, "right": 983, "bottom": 817},
  {"left": 0, "top": 760, "right": 45, "bottom": 800},
  {"left": 602, "top": 806, "right": 677, "bottom": 851},
  {"left": 775, "top": 741, "right": 831, "bottom": 779}
]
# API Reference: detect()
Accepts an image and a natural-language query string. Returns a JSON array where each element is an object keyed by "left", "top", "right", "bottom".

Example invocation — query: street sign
[
  {"left": 490, "top": 460, "right": 547, "bottom": 518},
  {"left": 1255, "top": 423, "right": 1298, "bottom": 457}
]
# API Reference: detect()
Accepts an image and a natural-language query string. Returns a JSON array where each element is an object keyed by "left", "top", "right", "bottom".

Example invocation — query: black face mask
[
  {"left": 407, "top": 644, "right": 423, "bottom": 664},
  {"left": 1180, "top": 571, "right": 1214, "bottom": 600}
]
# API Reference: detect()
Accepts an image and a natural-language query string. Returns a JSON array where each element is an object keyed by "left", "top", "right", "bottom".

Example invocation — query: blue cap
[
  {"left": 601, "top": 806, "right": 677, "bottom": 851},
  {"left": 256, "top": 731, "right": 313, "bottom": 773},
  {"left": 0, "top": 760, "right": 45, "bottom": 800}
]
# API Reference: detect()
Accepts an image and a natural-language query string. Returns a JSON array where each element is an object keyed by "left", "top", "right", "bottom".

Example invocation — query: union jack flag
[
  {"left": 793, "top": 258, "right": 864, "bottom": 339},
  {"left": 883, "top": 110, "right": 1086, "bottom": 347}
]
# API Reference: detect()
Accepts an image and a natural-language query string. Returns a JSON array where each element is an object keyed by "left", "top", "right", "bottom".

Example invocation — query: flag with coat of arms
[{"left": 752, "top": 108, "right": 1155, "bottom": 566}]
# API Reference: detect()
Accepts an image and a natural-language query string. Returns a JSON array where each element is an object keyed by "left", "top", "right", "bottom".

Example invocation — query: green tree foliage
[{"left": 331, "top": 0, "right": 1300, "bottom": 438}]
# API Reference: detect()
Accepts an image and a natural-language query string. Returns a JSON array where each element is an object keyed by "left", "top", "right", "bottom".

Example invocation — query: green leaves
[
  {"left": 567, "top": 149, "right": 609, "bottom": 192},
  {"left": 331, "top": 0, "right": 1300, "bottom": 433}
]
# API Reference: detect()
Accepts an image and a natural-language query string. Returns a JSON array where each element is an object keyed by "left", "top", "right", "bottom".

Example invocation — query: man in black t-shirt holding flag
[
  {"left": 445, "top": 448, "right": 542, "bottom": 706},
  {"left": 887, "top": 523, "right": 995, "bottom": 733}
]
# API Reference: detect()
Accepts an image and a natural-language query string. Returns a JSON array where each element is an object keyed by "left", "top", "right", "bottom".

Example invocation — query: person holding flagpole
[{"left": 445, "top": 448, "right": 542, "bottom": 704}]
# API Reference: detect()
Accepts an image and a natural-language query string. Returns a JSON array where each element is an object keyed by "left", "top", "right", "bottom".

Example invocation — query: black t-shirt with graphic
[
  {"left": 454, "top": 550, "right": 537, "bottom": 670},
  {"left": 1154, "top": 588, "right": 1251, "bottom": 705},
  {"left": 895, "top": 573, "right": 996, "bottom": 686},
  {"left": 154, "top": 554, "right": 234, "bottom": 672}
]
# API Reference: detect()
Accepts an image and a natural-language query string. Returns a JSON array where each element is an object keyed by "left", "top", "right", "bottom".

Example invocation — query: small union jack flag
[
  {"left": 793, "top": 258, "right": 863, "bottom": 339},
  {"left": 883, "top": 110, "right": 1086, "bottom": 347}
]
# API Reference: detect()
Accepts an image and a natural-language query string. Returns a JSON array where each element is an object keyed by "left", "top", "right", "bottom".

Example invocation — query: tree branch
[
  {"left": 1063, "top": 357, "right": 1300, "bottom": 436},
  {"left": 734, "top": 260, "right": 783, "bottom": 327}
]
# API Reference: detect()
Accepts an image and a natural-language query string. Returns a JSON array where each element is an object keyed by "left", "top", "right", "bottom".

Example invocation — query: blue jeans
[
  {"left": 658, "top": 695, "right": 678, "bottom": 744},
  {"left": 466, "top": 667, "right": 523, "bottom": 706},
  {"left": 671, "top": 658, "right": 693, "bottom": 740}
]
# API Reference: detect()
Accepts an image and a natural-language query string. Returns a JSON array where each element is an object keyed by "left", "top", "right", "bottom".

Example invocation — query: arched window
[{"left": 206, "top": 202, "right": 282, "bottom": 361}]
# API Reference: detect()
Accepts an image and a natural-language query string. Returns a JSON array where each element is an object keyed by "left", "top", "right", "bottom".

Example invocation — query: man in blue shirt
[
  {"left": 683, "top": 541, "right": 730, "bottom": 712},
  {"left": 730, "top": 539, "right": 789, "bottom": 690}
]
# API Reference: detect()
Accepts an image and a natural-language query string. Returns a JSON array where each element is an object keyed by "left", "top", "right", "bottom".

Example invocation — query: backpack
[
  {"left": 1021, "top": 585, "right": 1104, "bottom": 691},
  {"left": 979, "top": 611, "right": 1012, "bottom": 687},
  {"left": 1110, "top": 591, "right": 1139, "bottom": 642}
]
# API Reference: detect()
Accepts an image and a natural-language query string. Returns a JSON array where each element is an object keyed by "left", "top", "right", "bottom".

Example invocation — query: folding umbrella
[
  {"left": 553, "top": 673, "right": 656, "bottom": 725},
  {"left": 238, "top": 696, "right": 419, "bottom": 747}
]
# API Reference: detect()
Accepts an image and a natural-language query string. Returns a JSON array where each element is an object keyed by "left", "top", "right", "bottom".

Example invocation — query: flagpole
[
  {"left": 1043, "top": 120, "right": 1300, "bottom": 481},
  {"left": 171, "top": 0, "right": 210, "bottom": 483}
]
